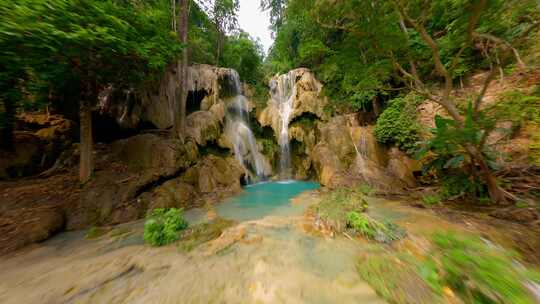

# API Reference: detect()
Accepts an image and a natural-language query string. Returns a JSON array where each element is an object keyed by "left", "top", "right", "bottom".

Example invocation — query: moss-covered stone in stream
[
  {"left": 309, "top": 188, "right": 368, "bottom": 232},
  {"left": 177, "top": 218, "right": 236, "bottom": 252},
  {"left": 310, "top": 188, "right": 405, "bottom": 243}
]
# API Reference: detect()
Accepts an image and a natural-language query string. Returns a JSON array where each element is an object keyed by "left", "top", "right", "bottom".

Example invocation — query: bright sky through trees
[{"left": 238, "top": 0, "right": 272, "bottom": 54}]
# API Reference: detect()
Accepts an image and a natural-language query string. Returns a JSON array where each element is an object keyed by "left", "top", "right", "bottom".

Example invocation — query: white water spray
[
  {"left": 270, "top": 71, "right": 298, "bottom": 179},
  {"left": 225, "top": 71, "right": 267, "bottom": 183}
]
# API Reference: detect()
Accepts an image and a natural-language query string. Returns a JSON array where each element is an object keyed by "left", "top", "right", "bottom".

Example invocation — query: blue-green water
[{"left": 215, "top": 181, "right": 320, "bottom": 221}]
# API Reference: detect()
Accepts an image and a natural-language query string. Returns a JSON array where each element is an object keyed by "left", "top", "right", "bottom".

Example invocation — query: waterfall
[
  {"left": 225, "top": 71, "right": 267, "bottom": 183},
  {"left": 270, "top": 71, "right": 297, "bottom": 179},
  {"left": 357, "top": 129, "right": 369, "bottom": 159}
]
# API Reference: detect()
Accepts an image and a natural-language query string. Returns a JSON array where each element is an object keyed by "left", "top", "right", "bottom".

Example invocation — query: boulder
[
  {"left": 0, "top": 208, "right": 64, "bottom": 255},
  {"left": 387, "top": 147, "right": 419, "bottom": 188},
  {"left": 0, "top": 133, "right": 44, "bottom": 179},
  {"left": 148, "top": 179, "right": 197, "bottom": 210},
  {"left": 112, "top": 133, "right": 198, "bottom": 175},
  {"left": 289, "top": 123, "right": 317, "bottom": 154},
  {"left": 185, "top": 111, "right": 222, "bottom": 146},
  {"left": 181, "top": 155, "right": 244, "bottom": 195}
]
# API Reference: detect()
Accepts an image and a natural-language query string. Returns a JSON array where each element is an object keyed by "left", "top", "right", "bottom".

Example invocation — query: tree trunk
[
  {"left": 465, "top": 144, "right": 508, "bottom": 204},
  {"left": 372, "top": 97, "right": 380, "bottom": 116},
  {"left": 173, "top": 0, "right": 190, "bottom": 139},
  {"left": 216, "top": 31, "right": 223, "bottom": 65},
  {"left": 79, "top": 100, "right": 93, "bottom": 183}
]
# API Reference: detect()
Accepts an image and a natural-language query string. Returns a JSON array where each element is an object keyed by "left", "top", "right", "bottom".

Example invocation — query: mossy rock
[
  {"left": 85, "top": 226, "right": 110, "bottom": 239},
  {"left": 177, "top": 218, "right": 236, "bottom": 252},
  {"left": 309, "top": 188, "right": 368, "bottom": 232}
]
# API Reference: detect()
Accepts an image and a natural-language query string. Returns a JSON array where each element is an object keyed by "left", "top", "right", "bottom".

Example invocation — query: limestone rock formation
[
  {"left": 311, "top": 115, "right": 417, "bottom": 190},
  {"left": 258, "top": 68, "right": 328, "bottom": 138},
  {"left": 98, "top": 64, "right": 243, "bottom": 130},
  {"left": 181, "top": 154, "right": 244, "bottom": 195},
  {"left": 185, "top": 111, "right": 222, "bottom": 146}
]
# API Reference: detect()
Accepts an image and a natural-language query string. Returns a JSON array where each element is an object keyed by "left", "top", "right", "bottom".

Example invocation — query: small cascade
[
  {"left": 224, "top": 71, "right": 267, "bottom": 183},
  {"left": 269, "top": 71, "right": 298, "bottom": 179},
  {"left": 357, "top": 129, "right": 369, "bottom": 159}
]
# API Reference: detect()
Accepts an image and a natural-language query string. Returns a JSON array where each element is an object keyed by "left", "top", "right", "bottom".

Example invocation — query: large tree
[
  {"left": 268, "top": 0, "right": 539, "bottom": 203},
  {"left": 0, "top": 0, "right": 181, "bottom": 182}
]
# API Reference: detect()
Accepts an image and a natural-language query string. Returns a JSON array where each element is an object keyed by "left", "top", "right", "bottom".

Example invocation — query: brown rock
[
  {"left": 185, "top": 111, "right": 222, "bottom": 146},
  {"left": 149, "top": 180, "right": 197, "bottom": 210},
  {"left": 0, "top": 208, "right": 64, "bottom": 255},
  {"left": 112, "top": 134, "right": 198, "bottom": 175},
  {"left": 204, "top": 226, "right": 246, "bottom": 256},
  {"left": 491, "top": 207, "right": 539, "bottom": 223}
]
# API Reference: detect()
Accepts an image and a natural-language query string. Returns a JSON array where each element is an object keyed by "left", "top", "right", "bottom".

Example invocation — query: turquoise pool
[{"left": 215, "top": 180, "right": 320, "bottom": 221}]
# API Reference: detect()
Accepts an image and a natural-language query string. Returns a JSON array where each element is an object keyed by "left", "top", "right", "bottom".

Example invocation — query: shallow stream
[{"left": 0, "top": 181, "right": 536, "bottom": 303}]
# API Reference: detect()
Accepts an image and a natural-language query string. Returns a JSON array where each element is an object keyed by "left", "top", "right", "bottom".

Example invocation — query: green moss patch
[{"left": 309, "top": 188, "right": 368, "bottom": 232}]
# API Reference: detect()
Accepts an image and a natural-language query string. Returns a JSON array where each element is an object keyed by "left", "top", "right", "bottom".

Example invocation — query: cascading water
[
  {"left": 225, "top": 71, "right": 267, "bottom": 183},
  {"left": 270, "top": 71, "right": 297, "bottom": 179}
]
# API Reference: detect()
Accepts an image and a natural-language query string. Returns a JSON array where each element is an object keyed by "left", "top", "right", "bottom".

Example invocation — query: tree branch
[
  {"left": 473, "top": 67, "right": 498, "bottom": 115},
  {"left": 473, "top": 32, "right": 526, "bottom": 69}
]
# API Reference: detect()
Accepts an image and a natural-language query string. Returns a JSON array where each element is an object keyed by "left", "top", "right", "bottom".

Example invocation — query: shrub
[
  {"left": 374, "top": 94, "right": 422, "bottom": 154},
  {"left": 347, "top": 211, "right": 405, "bottom": 243},
  {"left": 310, "top": 188, "right": 368, "bottom": 232},
  {"left": 144, "top": 208, "right": 188, "bottom": 247}
]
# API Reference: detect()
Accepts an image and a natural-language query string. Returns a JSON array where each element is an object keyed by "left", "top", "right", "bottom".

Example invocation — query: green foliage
[
  {"left": 144, "top": 208, "right": 188, "bottom": 247},
  {"left": 259, "top": 138, "right": 279, "bottom": 157},
  {"left": 358, "top": 249, "right": 442, "bottom": 304},
  {"left": 422, "top": 232, "right": 539, "bottom": 304},
  {"left": 311, "top": 188, "right": 368, "bottom": 232},
  {"left": 422, "top": 194, "right": 442, "bottom": 206},
  {"left": 486, "top": 88, "right": 540, "bottom": 126},
  {"left": 374, "top": 94, "right": 423, "bottom": 154},
  {"left": 347, "top": 211, "right": 405, "bottom": 243},
  {"left": 0, "top": 0, "right": 182, "bottom": 123},
  {"left": 266, "top": 0, "right": 539, "bottom": 115},
  {"left": 417, "top": 103, "right": 493, "bottom": 200},
  {"left": 357, "top": 232, "right": 540, "bottom": 304},
  {"left": 221, "top": 31, "right": 264, "bottom": 85},
  {"left": 357, "top": 184, "right": 373, "bottom": 196},
  {"left": 266, "top": 0, "right": 401, "bottom": 114}
]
